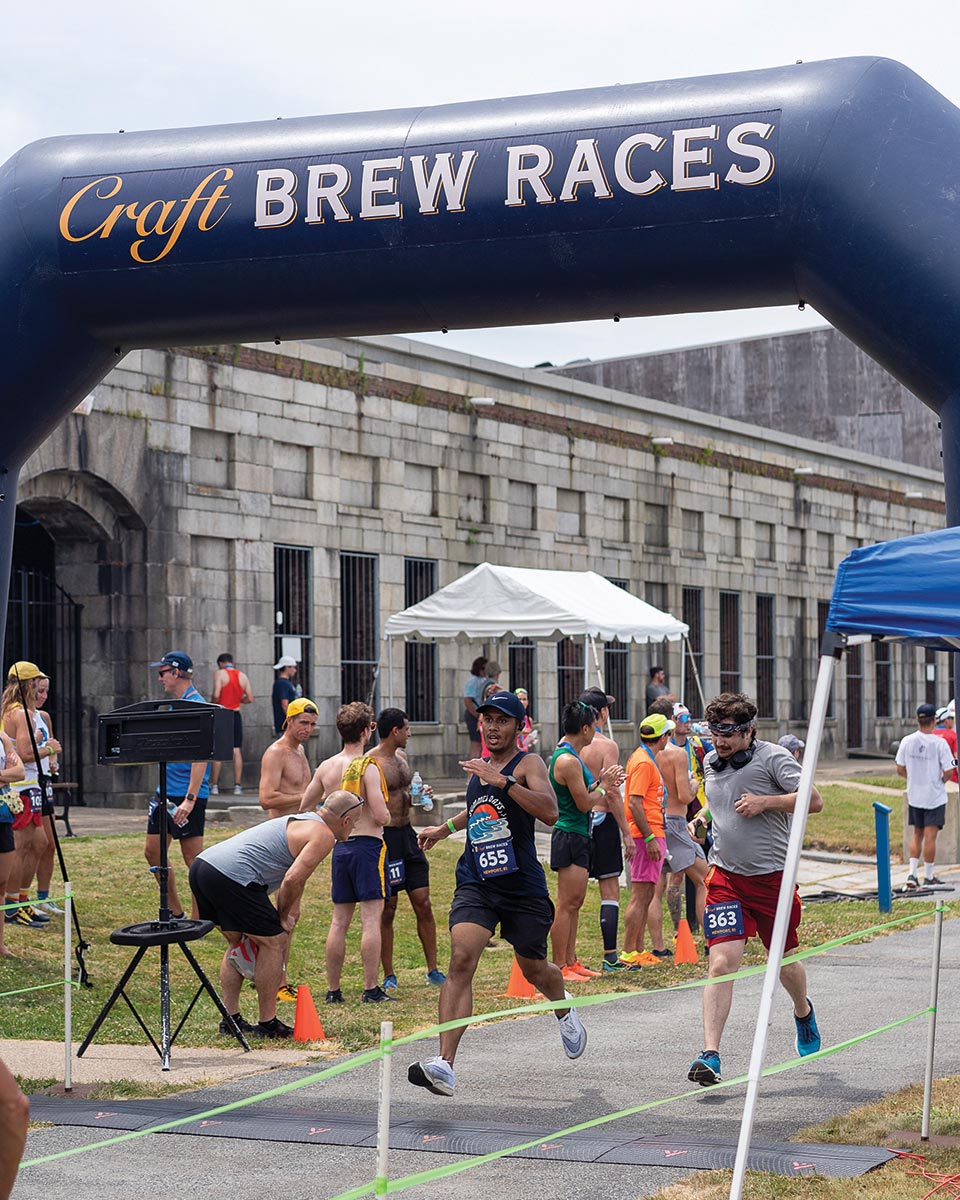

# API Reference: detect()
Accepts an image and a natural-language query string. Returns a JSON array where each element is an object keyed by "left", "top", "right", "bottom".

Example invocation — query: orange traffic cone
[
  {"left": 674, "top": 919, "right": 699, "bottom": 965},
  {"left": 505, "top": 956, "right": 540, "bottom": 999},
  {"left": 293, "top": 985, "right": 326, "bottom": 1042}
]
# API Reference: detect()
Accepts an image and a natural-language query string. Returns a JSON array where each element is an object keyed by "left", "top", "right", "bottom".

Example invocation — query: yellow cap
[
  {"left": 7, "top": 661, "right": 46, "bottom": 682},
  {"left": 283, "top": 697, "right": 318, "bottom": 726}
]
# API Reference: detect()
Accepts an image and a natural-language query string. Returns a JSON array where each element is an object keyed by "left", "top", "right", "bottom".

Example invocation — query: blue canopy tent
[{"left": 731, "top": 527, "right": 954, "bottom": 1195}]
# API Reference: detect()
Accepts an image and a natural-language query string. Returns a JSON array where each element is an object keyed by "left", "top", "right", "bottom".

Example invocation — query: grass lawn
[
  {"left": 804, "top": 784, "right": 905, "bottom": 857},
  {"left": 0, "top": 831, "right": 946, "bottom": 1058},
  {"left": 653, "top": 1074, "right": 960, "bottom": 1199},
  {"left": 846, "top": 774, "right": 905, "bottom": 791}
]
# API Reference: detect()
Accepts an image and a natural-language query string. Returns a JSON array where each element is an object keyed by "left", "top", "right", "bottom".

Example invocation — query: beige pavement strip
[{"left": 5, "top": 1039, "right": 329, "bottom": 1086}]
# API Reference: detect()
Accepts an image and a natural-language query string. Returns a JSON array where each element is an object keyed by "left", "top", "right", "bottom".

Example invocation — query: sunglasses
[
  {"left": 707, "top": 721, "right": 754, "bottom": 735},
  {"left": 157, "top": 666, "right": 177, "bottom": 676}
]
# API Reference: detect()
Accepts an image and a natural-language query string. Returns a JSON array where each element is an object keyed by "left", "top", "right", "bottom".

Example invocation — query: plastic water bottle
[{"left": 411, "top": 771, "right": 432, "bottom": 812}]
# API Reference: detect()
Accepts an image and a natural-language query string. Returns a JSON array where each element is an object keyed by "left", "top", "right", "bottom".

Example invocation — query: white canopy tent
[{"left": 382, "top": 563, "right": 695, "bottom": 713}]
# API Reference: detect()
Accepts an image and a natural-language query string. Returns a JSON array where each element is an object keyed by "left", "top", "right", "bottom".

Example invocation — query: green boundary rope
[
  {"left": 18, "top": 902, "right": 946, "bottom": 1172},
  {"left": 0, "top": 893, "right": 69, "bottom": 912},
  {"left": 0, "top": 981, "right": 78, "bottom": 1000}
]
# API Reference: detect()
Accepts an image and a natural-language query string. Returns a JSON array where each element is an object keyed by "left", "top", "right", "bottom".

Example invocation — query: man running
[
  {"left": 371, "top": 707, "right": 445, "bottom": 991},
  {"left": 300, "top": 701, "right": 392, "bottom": 1004},
  {"left": 688, "top": 692, "right": 822, "bottom": 1086},
  {"left": 190, "top": 791, "right": 361, "bottom": 1038},
  {"left": 578, "top": 688, "right": 635, "bottom": 973},
  {"left": 408, "top": 691, "right": 587, "bottom": 1097},
  {"left": 259, "top": 698, "right": 318, "bottom": 818}
]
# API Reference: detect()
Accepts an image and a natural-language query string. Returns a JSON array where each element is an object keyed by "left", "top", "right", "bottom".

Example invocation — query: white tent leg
[
  {"left": 588, "top": 635, "right": 614, "bottom": 740},
  {"left": 387, "top": 637, "right": 394, "bottom": 708},
  {"left": 921, "top": 904, "right": 945, "bottom": 1140},
  {"left": 728, "top": 652, "right": 837, "bottom": 1200},
  {"left": 684, "top": 635, "right": 707, "bottom": 712}
]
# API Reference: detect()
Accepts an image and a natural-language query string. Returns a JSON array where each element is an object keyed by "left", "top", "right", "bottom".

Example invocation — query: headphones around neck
[{"left": 709, "top": 743, "right": 757, "bottom": 772}]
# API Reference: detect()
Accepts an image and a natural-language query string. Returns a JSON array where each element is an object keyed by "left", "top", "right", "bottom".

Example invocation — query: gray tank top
[{"left": 197, "top": 812, "right": 322, "bottom": 890}]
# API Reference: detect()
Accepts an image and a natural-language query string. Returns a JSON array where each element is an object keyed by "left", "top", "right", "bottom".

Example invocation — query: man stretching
[
  {"left": 688, "top": 692, "right": 822, "bottom": 1086},
  {"left": 301, "top": 702, "right": 392, "bottom": 1003},
  {"left": 409, "top": 691, "right": 586, "bottom": 1097}
]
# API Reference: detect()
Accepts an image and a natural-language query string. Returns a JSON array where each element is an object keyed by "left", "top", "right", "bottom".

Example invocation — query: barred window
[
  {"left": 875, "top": 641, "right": 892, "bottom": 719},
  {"left": 557, "top": 638, "right": 584, "bottom": 723},
  {"left": 682, "top": 587, "right": 704, "bottom": 706},
  {"left": 340, "top": 552, "right": 378, "bottom": 707},
  {"left": 787, "top": 596, "right": 808, "bottom": 722},
  {"left": 756, "top": 594, "right": 775, "bottom": 719},
  {"left": 719, "top": 591, "right": 741, "bottom": 694},
  {"left": 404, "top": 558, "right": 437, "bottom": 722},
  {"left": 275, "top": 545, "right": 312, "bottom": 697},
  {"left": 508, "top": 640, "right": 537, "bottom": 717},
  {"left": 847, "top": 643, "right": 864, "bottom": 749},
  {"left": 605, "top": 578, "right": 630, "bottom": 715}
]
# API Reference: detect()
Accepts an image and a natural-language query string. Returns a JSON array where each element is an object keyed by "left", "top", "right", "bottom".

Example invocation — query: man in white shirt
[{"left": 896, "top": 702, "right": 956, "bottom": 889}]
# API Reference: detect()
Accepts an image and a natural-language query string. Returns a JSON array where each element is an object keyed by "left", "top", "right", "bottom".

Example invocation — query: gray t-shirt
[
  {"left": 196, "top": 812, "right": 322, "bottom": 891},
  {"left": 704, "top": 740, "right": 803, "bottom": 876}
]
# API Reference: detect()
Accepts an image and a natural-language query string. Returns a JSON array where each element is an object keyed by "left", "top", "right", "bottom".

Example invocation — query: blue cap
[
  {"left": 478, "top": 691, "right": 525, "bottom": 723},
  {"left": 149, "top": 650, "right": 193, "bottom": 672}
]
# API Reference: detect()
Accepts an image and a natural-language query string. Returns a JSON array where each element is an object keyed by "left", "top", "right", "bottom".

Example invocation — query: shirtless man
[
  {"left": 655, "top": 711, "right": 708, "bottom": 932},
  {"left": 259, "top": 698, "right": 318, "bottom": 818},
  {"left": 300, "top": 701, "right": 392, "bottom": 1004},
  {"left": 577, "top": 688, "right": 635, "bottom": 972},
  {"left": 370, "top": 707, "right": 445, "bottom": 991}
]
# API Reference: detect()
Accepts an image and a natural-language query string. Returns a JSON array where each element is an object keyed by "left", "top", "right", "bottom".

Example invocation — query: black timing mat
[{"left": 27, "top": 1097, "right": 895, "bottom": 1177}]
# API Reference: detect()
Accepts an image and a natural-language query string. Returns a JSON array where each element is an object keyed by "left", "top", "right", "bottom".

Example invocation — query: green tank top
[{"left": 549, "top": 743, "right": 593, "bottom": 837}]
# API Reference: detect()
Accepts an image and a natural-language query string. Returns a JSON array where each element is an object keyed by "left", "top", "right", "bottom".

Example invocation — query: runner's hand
[
  {"left": 170, "top": 802, "right": 192, "bottom": 827},
  {"left": 459, "top": 758, "right": 506, "bottom": 786},
  {"left": 600, "top": 764, "right": 624, "bottom": 787},
  {"left": 622, "top": 836, "right": 636, "bottom": 862},
  {"left": 418, "top": 826, "right": 446, "bottom": 851},
  {"left": 646, "top": 838, "right": 662, "bottom": 862},
  {"left": 734, "top": 792, "right": 767, "bottom": 818}
]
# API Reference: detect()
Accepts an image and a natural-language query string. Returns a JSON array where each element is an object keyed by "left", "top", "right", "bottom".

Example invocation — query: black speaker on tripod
[{"left": 78, "top": 700, "right": 250, "bottom": 1068}]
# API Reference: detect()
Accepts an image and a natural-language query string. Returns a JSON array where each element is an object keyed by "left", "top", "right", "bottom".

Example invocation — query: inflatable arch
[{"left": 2, "top": 55, "right": 959, "bottom": 621}]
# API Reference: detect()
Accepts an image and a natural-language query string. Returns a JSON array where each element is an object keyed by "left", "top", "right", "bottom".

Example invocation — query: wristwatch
[
  {"left": 502, "top": 774, "right": 518, "bottom": 795},
  {"left": 184, "top": 793, "right": 196, "bottom": 803}
]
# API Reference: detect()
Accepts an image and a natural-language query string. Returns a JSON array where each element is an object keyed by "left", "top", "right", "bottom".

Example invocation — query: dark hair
[
  {"left": 704, "top": 692, "right": 758, "bottom": 727},
  {"left": 560, "top": 701, "right": 597, "bottom": 735},
  {"left": 337, "top": 701, "right": 375, "bottom": 743},
  {"left": 649, "top": 665, "right": 664, "bottom": 678},
  {"left": 470, "top": 656, "right": 488, "bottom": 676},
  {"left": 377, "top": 707, "right": 408, "bottom": 738},
  {"left": 648, "top": 696, "right": 675, "bottom": 719},
  {"left": 217, "top": 653, "right": 234, "bottom": 666}
]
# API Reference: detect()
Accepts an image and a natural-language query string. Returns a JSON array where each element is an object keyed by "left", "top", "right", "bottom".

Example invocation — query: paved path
[{"left": 18, "top": 895, "right": 959, "bottom": 1200}]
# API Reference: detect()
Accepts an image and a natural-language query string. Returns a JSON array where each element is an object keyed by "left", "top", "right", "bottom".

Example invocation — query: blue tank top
[{"left": 455, "top": 751, "right": 547, "bottom": 898}]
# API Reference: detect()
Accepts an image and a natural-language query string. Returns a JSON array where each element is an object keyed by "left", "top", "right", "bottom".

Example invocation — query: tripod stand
[{"left": 78, "top": 763, "right": 250, "bottom": 1068}]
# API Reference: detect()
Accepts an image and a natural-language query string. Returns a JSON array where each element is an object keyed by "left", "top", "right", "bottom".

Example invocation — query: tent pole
[
  {"left": 587, "top": 635, "right": 614, "bottom": 741},
  {"left": 684, "top": 635, "right": 707, "bottom": 712},
  {"left": 728, "top": 652, "right": 837, "bottom": 1200},
  {"left": 921, "top": 903, "right": 945, "bottom": 1140},
  {"left": 387, "top": 637, "right": 394, "bottom": 708}
]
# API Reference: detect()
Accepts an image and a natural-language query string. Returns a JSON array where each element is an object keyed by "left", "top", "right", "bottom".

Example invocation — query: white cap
[{"left": 273, "top": 655, "right": 298, "bottom": 670}]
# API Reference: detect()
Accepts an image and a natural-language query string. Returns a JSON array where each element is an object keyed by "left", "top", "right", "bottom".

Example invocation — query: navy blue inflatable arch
[{"left": 2, "top": 55, "right": 960, "bottom": 619}]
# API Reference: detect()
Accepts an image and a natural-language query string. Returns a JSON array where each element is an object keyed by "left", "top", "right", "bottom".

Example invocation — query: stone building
[{"left": 11, "top": 332, "right": 946, "bottom": 805}]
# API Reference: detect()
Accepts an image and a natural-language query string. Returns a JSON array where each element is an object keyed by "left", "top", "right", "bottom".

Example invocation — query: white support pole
[
  {"left": 64, "top": 881, "right": 73, "bottom": 1092},
  {"left": 387, "top": 636, "right": 394, "bottom": 708},
  {"left": 587, "top": 635, "right": 614, "bottom": 741},
  {"left": 921, "top": 904, "right": 945, "bottom": 1140},
  {"left": 728, "top": 652, "right": 838, "bottom": 1200},
  {"left": 375, "top": 1019, "right": 393, "bottom": 1196},
  {"left": 583, "top": 635, "right": 590, "bottom": 690},
  {"left": 684, "top": 635, "right": 707, "bottom": 712}
]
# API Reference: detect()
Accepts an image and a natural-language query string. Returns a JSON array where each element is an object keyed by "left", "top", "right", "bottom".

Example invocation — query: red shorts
[
  {"left": 12, "top": 787, "right": 43, "bottom": 830},
  {"left": 704, "top": 864, "right": 802, "bottom": 952}
]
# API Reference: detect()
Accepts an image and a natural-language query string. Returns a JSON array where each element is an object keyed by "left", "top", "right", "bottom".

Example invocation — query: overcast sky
[{"left": 6, "top": 2, "right": 957, "bottom": 367}]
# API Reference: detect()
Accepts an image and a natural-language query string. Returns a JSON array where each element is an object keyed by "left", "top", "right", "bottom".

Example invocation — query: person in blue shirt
[{"left": 143, "top": 650, "right": 211, "bottom": 919}]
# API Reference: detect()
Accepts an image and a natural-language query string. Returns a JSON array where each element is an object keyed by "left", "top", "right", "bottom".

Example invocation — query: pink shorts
[{"left": 630, "top": 836, "right": 666, "bottom": 884}]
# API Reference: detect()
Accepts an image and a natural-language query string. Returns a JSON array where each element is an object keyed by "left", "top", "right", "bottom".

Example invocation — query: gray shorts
[{"left": 664, "top": 813, "right": 706, "bottom": 874}]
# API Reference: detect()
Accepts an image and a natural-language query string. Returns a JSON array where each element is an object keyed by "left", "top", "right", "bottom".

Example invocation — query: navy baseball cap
[
  {"left": 478, "top": 692, "right": 525, "bottom": 722},
  {"left": 149, "top": 650, "right": 193, "bottom": 672},
  {"left": 917, "top": 702, "right": 938, "bottom": 718}
]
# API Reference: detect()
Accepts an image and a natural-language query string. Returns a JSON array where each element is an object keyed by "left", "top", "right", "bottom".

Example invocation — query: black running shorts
[
  {"left": 448, "top": 881, "right": 554, "bottom": 960},
  {"left": 189, "top": 858, "right": 283, "bottom": 936},
  {"left": 589, "top": 813, "right": 624, "bottom": 880}
]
